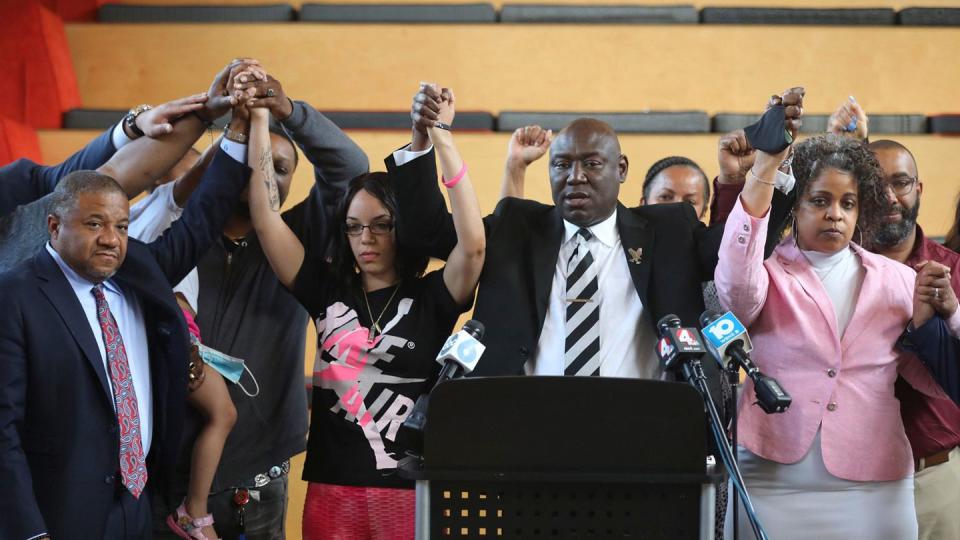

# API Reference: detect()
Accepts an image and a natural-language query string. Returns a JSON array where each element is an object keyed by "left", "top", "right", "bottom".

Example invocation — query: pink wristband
[{"left": 442, "top": 162, "right": 468, "bottom": 188}]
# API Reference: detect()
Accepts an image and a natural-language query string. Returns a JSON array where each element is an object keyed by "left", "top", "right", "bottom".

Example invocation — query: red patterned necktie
[{"left": 92, "top": 285, "right": 148, "bottom": 498}]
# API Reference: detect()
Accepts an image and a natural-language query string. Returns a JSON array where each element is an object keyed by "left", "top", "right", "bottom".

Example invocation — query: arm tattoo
[{"left": 258, "top": 147, "right": 281, "bottom": 212}]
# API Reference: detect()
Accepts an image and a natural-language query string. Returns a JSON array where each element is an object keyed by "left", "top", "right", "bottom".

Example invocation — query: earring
[{"left": 791, "top": 214, "right": 802, "bottom": 250}]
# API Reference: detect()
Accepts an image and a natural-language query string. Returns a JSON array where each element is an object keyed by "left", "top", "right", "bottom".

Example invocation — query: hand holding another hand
[{"left": 914, "top": 261, "right": 958, "bottom": 327}]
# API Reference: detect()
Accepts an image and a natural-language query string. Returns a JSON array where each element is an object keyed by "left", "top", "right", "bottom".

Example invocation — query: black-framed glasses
[
  {"left": 882, "top": 176, "right": 918, "bottom": 197},
  {"left": 344, "top": 221, "right": 395, "bottom": 236}
]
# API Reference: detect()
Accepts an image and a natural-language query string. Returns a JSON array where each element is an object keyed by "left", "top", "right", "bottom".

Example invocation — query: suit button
[
  {"left": 104, "top": 474, "right": 114, "bottom": 484},
  {"left": 737, "top": 236, "right": 747, "bottom": 245},
  {"left": 827, "top": 369, "right": 837, "bottom": 378},
  {"left": 827, "top": 402, "right": 838, "bottom": 412},
  {"left": 519, "top": 347, "right": 529, "bottom": 358},
  {"left": 742, "top": 224, "right": 750, "bottom": 232}
]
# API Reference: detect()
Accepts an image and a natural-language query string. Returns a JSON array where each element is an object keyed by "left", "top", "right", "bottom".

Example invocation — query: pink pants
[{"left": 302, "top": 482, "right": 415, "bottom": 540}]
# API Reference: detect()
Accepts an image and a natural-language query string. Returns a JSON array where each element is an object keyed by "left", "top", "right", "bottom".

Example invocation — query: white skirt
[{"left": 725, "top": 430, "right": 918, "bottom": 540}]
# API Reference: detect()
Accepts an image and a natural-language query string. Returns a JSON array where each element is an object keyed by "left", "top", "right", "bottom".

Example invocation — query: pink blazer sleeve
[{"left": 714, "top": 197, "right": 771, "bottom": 327}]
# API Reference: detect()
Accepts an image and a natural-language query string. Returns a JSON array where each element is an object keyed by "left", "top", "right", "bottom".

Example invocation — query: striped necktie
[
  {"left": 92, "top": 285, "right": 148, "bottom": 498},
  {"left": 564, "top": 228, "right": 601, "bottom": 376}
]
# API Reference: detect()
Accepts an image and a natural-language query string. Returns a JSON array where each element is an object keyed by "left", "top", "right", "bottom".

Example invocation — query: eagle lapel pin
[{"left": 628, "top": 247, "right": 643, "bottom": 265}]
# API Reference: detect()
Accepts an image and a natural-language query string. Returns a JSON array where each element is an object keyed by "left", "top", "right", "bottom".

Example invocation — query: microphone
[
  {"left": 655, "top": 314, "right": 707, "bottom": 372},
  {"left": 402, "top": 320, "right": 486, "bottom": 435},
  {"left": 699, "top": 310, "right": 791, "bottom": 414}
]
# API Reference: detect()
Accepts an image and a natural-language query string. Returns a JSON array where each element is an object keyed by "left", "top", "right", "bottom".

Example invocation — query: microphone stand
[
  {"left": 728, "top": 365, "right": 741, "bottom": 540},
  {"left": 679, "top": 358, "right": 767, "bottom": 540}
]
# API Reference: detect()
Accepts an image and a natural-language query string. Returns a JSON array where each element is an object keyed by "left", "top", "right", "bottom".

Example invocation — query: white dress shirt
[
  {"left": 126, "top": 138, "right": 246, "bottom": 313},
  {"left": 529, "top": 210, "right": 661, "bottom": 379},
  {"left": 128, "top": 181, "right": 199, "bottom": 311},
  {"left": 46, "top": 244, "right": 153, "bottom": 455}
]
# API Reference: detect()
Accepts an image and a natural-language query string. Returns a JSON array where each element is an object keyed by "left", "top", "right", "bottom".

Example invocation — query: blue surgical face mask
[{"left": 197, "top": 342, "right": 260, "bottom": 397}]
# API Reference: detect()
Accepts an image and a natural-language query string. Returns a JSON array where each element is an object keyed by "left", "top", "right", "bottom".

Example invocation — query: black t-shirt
[{"left": 292, "top": 256, "right": 467, "bottom": 488}]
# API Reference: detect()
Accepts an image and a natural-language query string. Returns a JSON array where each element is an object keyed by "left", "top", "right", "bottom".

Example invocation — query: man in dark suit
[
  {"left": 390, "top": 88, "right": 797, "bottom": 380},
  {"left": 0, "top": 59, "right": 261, "bottom": 274},
  {"left": 0, "top": 141, "right": 249, "bottom": 539}
]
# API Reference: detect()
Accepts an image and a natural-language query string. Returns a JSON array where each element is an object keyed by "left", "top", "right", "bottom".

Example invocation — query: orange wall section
[{"left": 1, "top": 1, "right": 81, "bottom": 128}]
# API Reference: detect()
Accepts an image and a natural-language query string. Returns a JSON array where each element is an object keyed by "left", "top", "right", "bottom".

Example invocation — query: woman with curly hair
[{"left": 716, "top": 130, "right": 950, "bottom": 538}]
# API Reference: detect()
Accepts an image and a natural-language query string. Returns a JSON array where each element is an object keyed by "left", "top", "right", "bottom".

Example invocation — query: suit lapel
[
  {"left": 777, "top": 241, "right": 841, "bottom": 340},
  {"left": 838, "top": 244, "right": 878, "bottom": 348},
  {"left": 531, "top": 207, "right": 564, "bottom": 332},
  {"left": 34, "top": 250, "right": 112, "bottom": 400},
  {"left": 616, "top": 204, "right": 654, "bottom": 307}
]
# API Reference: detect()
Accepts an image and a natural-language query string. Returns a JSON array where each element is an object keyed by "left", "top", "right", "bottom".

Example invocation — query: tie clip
[{"left": 566, "top": 298, "right": 594, "bottom": 303}]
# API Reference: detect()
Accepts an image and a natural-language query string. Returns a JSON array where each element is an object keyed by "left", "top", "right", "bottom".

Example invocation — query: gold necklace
[{"left": 363, "top": 282, "right": 401, "bottom": 344}]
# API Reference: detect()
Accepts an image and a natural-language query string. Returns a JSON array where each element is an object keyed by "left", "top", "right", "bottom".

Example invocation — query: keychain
[{"left": 233, "top": 488, "right": 250, "bottom": 539}]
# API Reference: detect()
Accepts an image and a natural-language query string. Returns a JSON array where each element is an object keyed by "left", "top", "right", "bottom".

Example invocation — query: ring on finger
[
  {"left": 266, "top": 88, "right": 276, "bottom": 98},
  {"left": 934, "top": 288, "right": 940, "bottom": 299}
]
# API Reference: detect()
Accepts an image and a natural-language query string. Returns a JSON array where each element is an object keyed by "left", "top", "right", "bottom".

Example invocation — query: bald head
[
  {"left": 553, "top": 118, "right": 622, "bottom": 157},
  {"left": 548, "top": 118, "right": 629, "bottom": 227}
]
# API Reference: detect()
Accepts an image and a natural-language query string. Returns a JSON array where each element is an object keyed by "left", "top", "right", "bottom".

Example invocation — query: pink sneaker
[{"left": 166, "top": 501, "right": 218, "bottom": 540}]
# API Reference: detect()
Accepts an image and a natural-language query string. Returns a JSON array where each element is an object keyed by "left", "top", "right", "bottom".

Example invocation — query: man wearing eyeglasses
[{"left": 867, "top": 138, "right": 960, "bottom": 540}]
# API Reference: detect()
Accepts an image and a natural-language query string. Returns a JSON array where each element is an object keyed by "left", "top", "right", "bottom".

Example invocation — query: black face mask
[{"left": 744, "top": 105, "right": 794, "bottom": 155}]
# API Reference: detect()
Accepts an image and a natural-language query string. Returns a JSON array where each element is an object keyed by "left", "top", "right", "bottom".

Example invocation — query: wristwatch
[{"left": 124, "top": 104, "right": 152, "bottom": 138}]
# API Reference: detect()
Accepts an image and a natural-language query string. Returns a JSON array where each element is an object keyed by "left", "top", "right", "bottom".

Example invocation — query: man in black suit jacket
[
  {"left": 391, "top": 89, "right": 796, "bottom": 381},
  {"left": 0, "top": 146, "right": 249, "bottom": 539}
]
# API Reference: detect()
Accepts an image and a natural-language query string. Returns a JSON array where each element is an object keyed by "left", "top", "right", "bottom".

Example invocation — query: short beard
[{"left": 871, "top": 198, "right": 920, "bottom": 247}]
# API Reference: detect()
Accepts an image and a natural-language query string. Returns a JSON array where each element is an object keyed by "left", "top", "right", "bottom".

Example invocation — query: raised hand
[
  {"left": 827, "top": 96, "right": 869, "bottom": 141},
  {"left": 507, "top": 125, "right": 552, "bottom": 169},
  {"left": 134, "top": 93, "right": 208, "bottom": 138},
  {"left": 914, "top": 261, "right": 958, "bottom": 326},
  {"left": 197, "top": 58, "right": 266, "bottom": 123},
  {"left": 410, "top": 83, "right": 445, "bottom": 151},
  {"left": 717, "top": 129, "right": 755, "bottom": 185},
  {"left": 437, "top": 87, "right": 456, "bottom": 126},
  {"left": 772, "top": 86, "right": 805, "bottom": 141},
  {"left": 234, "top": 70, "right": 293, "bottom": 121}
]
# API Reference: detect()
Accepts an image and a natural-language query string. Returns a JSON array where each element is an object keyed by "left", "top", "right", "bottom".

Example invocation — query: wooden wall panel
[{"left": 67, "top": 24, "right": 960, "bottom": 115}]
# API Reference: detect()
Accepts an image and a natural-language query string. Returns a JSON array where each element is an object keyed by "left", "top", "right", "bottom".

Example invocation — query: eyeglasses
[
  {"left": 344, "top": 221, "right": 394, "bottom": 236},
  {"left": 882, "top": 176, "right": 918, "bottom": 197}
]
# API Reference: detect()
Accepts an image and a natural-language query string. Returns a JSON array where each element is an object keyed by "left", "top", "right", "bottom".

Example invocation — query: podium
[{"left": 399, "top": 376, "right": 724, "bottom": 539}]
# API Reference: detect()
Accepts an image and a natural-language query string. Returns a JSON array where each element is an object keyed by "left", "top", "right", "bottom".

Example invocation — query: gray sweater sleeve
[
  {"left": 281, "top": 100, "right": 370, "bottom": 201},
  {"left": 279, "top": 100, "right": 370, "bottom": 254}
]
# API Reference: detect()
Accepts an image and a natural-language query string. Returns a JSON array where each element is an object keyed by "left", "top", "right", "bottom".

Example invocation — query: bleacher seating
[
  {"left": 897, "top": 7, "right": 960, "bottom": 24},
  {"left": 699, "top": 7, "right": 896, "bottom": 24},
  {"left": 713, "top": 113, "right": 928, "bottom": 134},
  {"left": 930, "top": 115, "right": 960, "bottom": 133},
  {"left": 299, "top": 2, "right": 497, "bottom": 22},
  {"left": 98, "top": 3, "right": 296, "bottom": 21},
  {"left": 499, "top": 4, "right": 699, "bottom": 23}
]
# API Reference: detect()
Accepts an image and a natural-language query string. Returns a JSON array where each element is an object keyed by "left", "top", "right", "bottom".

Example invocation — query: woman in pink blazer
[{"left": 716, "top": 132, "right": 950, "bottom": 539}]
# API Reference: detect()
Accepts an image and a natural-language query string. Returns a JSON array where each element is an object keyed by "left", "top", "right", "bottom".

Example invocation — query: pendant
[{"left": 366, "top": 323, "right": 381, "bottom": 344}]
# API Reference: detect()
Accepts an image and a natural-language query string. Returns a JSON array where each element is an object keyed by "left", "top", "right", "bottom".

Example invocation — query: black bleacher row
[
  {"left": 63, "top": 108, "right": 960, "bottom": 134},
  {"left": 97, "top": 4, "right": 960, "bottom": 26}
]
